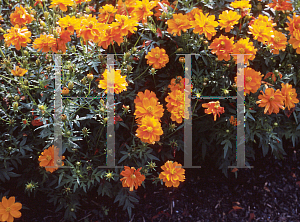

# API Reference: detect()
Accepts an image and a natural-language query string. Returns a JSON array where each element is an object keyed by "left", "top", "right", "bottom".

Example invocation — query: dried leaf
[{"left": 231, "top": 168, "right": 238, "bottom": 173}]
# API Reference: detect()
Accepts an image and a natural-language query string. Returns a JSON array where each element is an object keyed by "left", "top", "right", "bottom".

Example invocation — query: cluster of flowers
[
  {"left": 120, "top": 160, "right": 185, "bottom": 191},
  {"left": 165, "top": 76, "right": 190, "bottom": 124},
  {"left": 0, "top": 196, "right": 22, "bottom": 222},
  {"left": 37, "top": 145, "right": 185, "bottom": 190},
  {"left": 134, "top": 90, "right": 164, "bottom": 144}
]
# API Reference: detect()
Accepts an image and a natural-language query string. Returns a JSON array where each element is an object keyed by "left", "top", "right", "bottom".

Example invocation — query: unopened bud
[
  {"left": 85, "top": 6, "right": 90, "bottom": 13},
  {"left": 44, "top": 11, "right": 49, "bottom": 19},
  {"left": 87, "top": 73, "right": 93, "bottom": 81},
  {"left": 13, "top": 102, "right": 18, "bottom": 111},
  {"left": 68, "top": 81, "right": 74, "bottom": 90}
]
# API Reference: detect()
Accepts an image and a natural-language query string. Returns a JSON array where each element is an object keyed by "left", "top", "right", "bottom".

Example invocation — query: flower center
[
  {"left": 239, "top": 48, "right": 245, "bottom": 54},
  {"left": 269, "top": 96, "right": 275, "bottom": 101},
  {"left": 176, "top": 95, "right": 182, "bottom": 102},
  {"left": 88, "top": 22, "right": 93, "bottom": 29},
  {"left": 274, "top": 36, "right": 280, "bottom": 43},
  {"left": 246, "top": 76, "right": 252, "bottom": 82},
  {"left": 155, "top": 54, "right": 160, "bottom": 59},
  {"left": 175, "top": 19, "right": 181, "bottom": 25},
  {"left": 6, "top": 207, "right": 11, "bottom": 212},
  {"left": 130, "top": 174, "right": 136, "bottom": 179},
  {"left": 46, "top": 155, "right": 52, "bottom": 161},
  {"left": 179, "top": 110, "right": 183, "bottom": 115},
  {"left": 146, "top": 126, "right": 153, "bottom": 132},
  {"left": 170, "top": 168, "right": 176, "bottom": 174},
  {"left": 146, "top": 106, "right": 153, "bottom": 113},
  {"left": 289, "top": 92, "right": 294, "bottom": 97}
]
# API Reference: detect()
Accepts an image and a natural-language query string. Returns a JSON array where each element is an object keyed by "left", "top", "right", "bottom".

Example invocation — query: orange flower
[
  {"left": 4, "top": 25, "right": 31, "bottom": 50},
  {"left": 209, "top": 35, "right": 234, "bottom": 61},
  {"left": 289, "top": 29, "right": 300, "bottom": 54},
  {"left": 74, "top": 0, "right": 90, "bottom": 4},
  {"left": 134, "top": 92, "right": 164, "bottom": 124},
  {"left": 76, "top": 15, "right": 106, "bottom": 42},
  {"left": 97, "top": 22, "right": 123, "bottom": 49},
  {"left": 186, "top": 8, "right": 202, "bottom": 22},
  {"left": 168, "top": 76, "right": 192, "bottom": 92},
  {"left": 145, "top": 47, "right": 169, "bottom": 69},
  {"left": 202, "top": 101, "right": 225, "bottom": 121},
  {"left": 10, "top": 6, "right": 34, "bottom": 26},
  {"left": 115, "top": 14, "right": 138, "bottom": 37},
  {"left": 134, "top": 89, "right": 158, "bottom": 103},
  {"left": 58, "top": 15, "right": 80, "bottom": 33},
  {"left": 281, "top": 83, "right": 299, "bottom": 110},
  {"left": 218, "top": 10, "right": 241, "bottom": 32},
  {"left": 249, "top": 23, "right": 273, "bottom": 43},
  {"left": 98, "top": 4, "right": 117, "bottom": 24},
  {"left": 232, "top": 38, "right": 257, "bottom": 65},
  {"left": 116, "top": 0, "right": 136, "bottom": 16},
  {"left": 256, "top": 88, "right": 285, "bottom": 114},
  {"left": 285, "top": 13, "right": 300, "bottom": 36},
  {"left": 98, "top": 68, "right": 128, "bottom": 94},
  {"left": 49, "top": 0, "right": 74, "bottom": 12},
  {"left": 170, "top": 105, "right": 187, "bottom": 124},
  {"left": 51, "top": 28, "right": 71, "bottom": 53},
  {"left": 32, "top": 34, "right": 56, "bottom": 53},
  {"left": 132, "top": 0, "right": 157, "bottom": 24},
  {"left": 268, "top": 30, "right": 287, "bottom": 54},
  {"left": 230, "top": 0, "right": 251, "bottom": 9},
  {"left": 136, "top": 115, "right": 163, "bottom": 144},
  {"left": 243, "top": 67, "right": 263, "bottom": 95},
  {"left": 165, "top": 89, "right": 185, "bottom": 112},
  {"left": 229, "top": 115, "right": 237, "bottom": 126},
  {"left": 0, "top": 196, "right": 22, "bottom": 222},
  {"left": 267, "top": 0, "right": 293, "bottom": 12},
  {"left": 190, "top": 11, "right": 218, "bottom": 40},
  {"left": 38, "top": 145, "right": 65, "bottom": 173},
  {"left": 167, "top": 13, "right": 191, "bottom": 36},
  {"left": 159, "top": 161, "right": 185, "bottom": 188},
  {"left": 11, "top": 66, "right": 27, "bottom": 77},
  {"left": 120, "top": 166, "right": 145, "bottom": 191}
]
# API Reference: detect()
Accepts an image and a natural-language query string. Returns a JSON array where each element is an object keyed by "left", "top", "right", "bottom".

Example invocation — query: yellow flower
[
  {"left": 218, "top": 10, "right": 241, "bottom": 32},
  {"left": 11, "top": 66, "right": 27, "bottom": 77},
  {"left": 281, "top": 83, "right": 299, "bottom": 110},
  {"left": 145, "top": 47, "right": 169, "bottom": 69},
  {"left": 289, "top": 29, "right": 300, "bottom": 54},
  {"left": 230, "top": 0, "right": 252, "bottom": 9},
  {"left": 32, "top": 34, "right": 56, "bottom": 53},
  {"left": 98, "top": 68, "right": 128, "bottom": 94},
  {"left": 232, "top": 38, "right": 257, "bottom": 65},
  {"left": 190, "top": 11, "right": 218, "bottom": 40},
  {"left": 58, "top": 15, "right": 80, "bottom": 33},
  {"left": 159, "top": 161, "right": 185, "bottom": 187},
  {"left": 136, "top": 115, "right": 163, "bottom": 144},
  {"left": 132, "top": 0, "right": 157, "bottom": 24},
  {"left": 0, "top": 196, "right": 22, "bottom": 222},
  {"left": 167, "top": 13, "right": 191, "bottom": 36},
  {"left": 49, "top": 0, "right": 74, "bottom": 12},
  {"left": 243, "top": 67, "right": 263, "bottom": 95}
]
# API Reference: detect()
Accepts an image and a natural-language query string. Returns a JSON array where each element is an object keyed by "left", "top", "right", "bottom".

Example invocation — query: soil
[{"left": 18, "top": 141, "right": 300, "bottom": 222}]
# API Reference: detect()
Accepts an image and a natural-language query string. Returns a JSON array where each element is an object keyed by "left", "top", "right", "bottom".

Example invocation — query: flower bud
[
  {"left": 125, "top": 52, "right": 131, "bottom": 60},
  {"left": 61, "top": 114, "right": 67, "bottom": 121},
  {"left": 87, "top": 73, "right": 94, "bottom": 81},
  {"left": 132, "top": 47, "right": 137, "bottom": 53},
  {"left": 103, "top": 117, "right": 108, "bottom": 124},
  {"left": 82, "top": 127, "right": 89, "bottom": 136},
  {"left": 179, "top": 57, "right": 185, "bottom": 63},
  {"left": 24, "top": 79, "right": 29, "bottom": 86},
  {"left": 176, "top": 48, "right": 183, "bottom": 53},
  {"left": 40, "top": 20, "right": 46, "bottom": 27},
  {"left": 161, "top": 11, "right": 167, "bottom": 20},
  {"left": 13, "top": 102, "right": 18, "bottom": 111},
  {"left": 81, "top": 77, "right": 87, "bottom": 85},
  {"left": 53, "top": 29, "right": 59, "bottom": 38},
  {"left": 68, "top": 81, "right": 74, "bottom": 90},
  {"left": 23, "top": 50, "right": 29, "bottom": 56},
  {"left": 150, "top": 68, "right": 156, "bottom": 75},
  {"left": 22, "top": 119, "right": 28, "bottom": 125},
  {"left": 127, "top": 65, "right": 132, "bottom": 72},
  {"left": 38, "top": 105, "right": 45, "bottom": 110},
  {"left": 85, "top": 6, "right": 90, "bottom": 13},
  {"left": 61, "top": 87, "right": 70, "bottom": 95},
  {"left": 36, "top": 59, "right": 40, "bottom": 66},
  {"left": 203, "top": 40, "right": 208, "bottom": 45},
  {"left": 44, "top": 11, "right": 49, "bottom": 19},
  {"left": 14, "top": 95, "right": 20, "bottom": 101}
]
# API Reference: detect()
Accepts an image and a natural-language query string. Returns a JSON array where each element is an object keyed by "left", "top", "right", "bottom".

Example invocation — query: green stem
[
  {"left": 133, "top": 66, "right": 150, "bottom": 81},
  {"left": 134, "top": 29, "right": 145, "bottom": 48}
]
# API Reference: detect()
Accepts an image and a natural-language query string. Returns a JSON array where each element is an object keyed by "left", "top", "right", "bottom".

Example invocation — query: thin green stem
[
  {"left": 134, "top": 29, "right": 145, "bottom": 48},
  {"left": 133, "top": 66, "right": 150, "bottom": 81}
]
